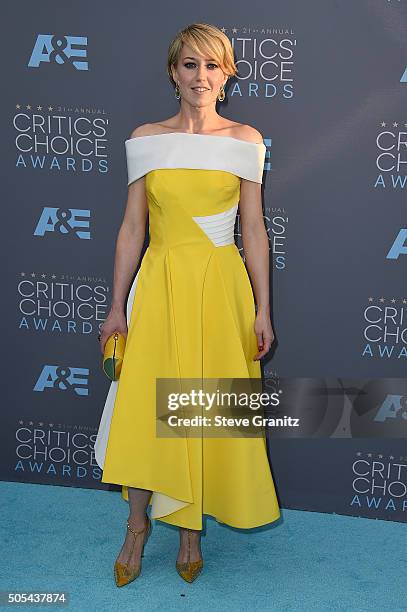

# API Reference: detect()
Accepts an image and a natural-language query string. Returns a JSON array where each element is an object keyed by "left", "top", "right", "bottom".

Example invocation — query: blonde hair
[{"left": 167, "top": 23, "right": 237, "bottom": 87}]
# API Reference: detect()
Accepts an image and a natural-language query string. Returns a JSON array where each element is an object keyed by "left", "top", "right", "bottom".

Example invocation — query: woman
[{"left": 95, "top": 22, "right": 281, "bottom": 586}]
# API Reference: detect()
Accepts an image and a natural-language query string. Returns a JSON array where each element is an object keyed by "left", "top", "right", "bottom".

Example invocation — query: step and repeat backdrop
[{"left": 2, "top": 1, "right": 407, "bottom": 522}]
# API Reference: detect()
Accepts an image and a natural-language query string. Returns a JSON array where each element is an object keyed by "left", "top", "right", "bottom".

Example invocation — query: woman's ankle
[{"left": 128, "top": 514, "right": 148, "bottom": 530}]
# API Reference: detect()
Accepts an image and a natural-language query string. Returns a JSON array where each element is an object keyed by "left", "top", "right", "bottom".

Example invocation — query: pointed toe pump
[
  {"left": 176, "top": 528, "right": 203, "bottom": 583},
  {"left": 114, "top": 515, "right": 152, "bottom": 587}
]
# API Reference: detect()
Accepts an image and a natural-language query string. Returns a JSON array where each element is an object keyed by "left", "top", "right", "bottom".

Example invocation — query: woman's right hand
[{"left": 98, "top": 309, "right": 128, "bottom": 354}]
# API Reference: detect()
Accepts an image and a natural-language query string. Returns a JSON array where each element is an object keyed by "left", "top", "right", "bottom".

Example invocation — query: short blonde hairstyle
[{"left": 167, "top": 23, "right": 237, "bottom": 87}]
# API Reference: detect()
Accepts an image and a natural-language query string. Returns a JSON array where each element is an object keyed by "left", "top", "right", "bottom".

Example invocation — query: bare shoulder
[
  {"left": 128, "top": 123, "right": 157, "bottom": 139},
  {"left": 128, "top": 119, "right": 178, "bottom": 139},
  {"left": 231, "top": 123, "right": 264, "bottom": 144}
]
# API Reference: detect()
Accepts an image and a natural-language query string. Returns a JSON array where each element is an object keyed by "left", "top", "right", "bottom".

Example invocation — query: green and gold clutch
[{"left": 102, "top": 331, "right": 126, "bottom": 381}]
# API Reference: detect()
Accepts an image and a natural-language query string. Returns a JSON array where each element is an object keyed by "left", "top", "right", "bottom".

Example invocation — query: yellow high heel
[
  {"left": 176, "top": 528, "right": 203, "bottom": 583},
  {"left": 114, "top": 515, "right": 152, "bottom": 587}
]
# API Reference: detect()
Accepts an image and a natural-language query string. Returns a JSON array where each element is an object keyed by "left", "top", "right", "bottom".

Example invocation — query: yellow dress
[{"left": 94, "top": 132, "right": 281, "bottom": 530}]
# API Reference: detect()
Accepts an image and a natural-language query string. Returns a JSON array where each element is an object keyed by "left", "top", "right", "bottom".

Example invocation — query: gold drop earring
[
  {"left": 174, "top": 82, "right": 181, "bottom": 100},
  {"left": 217, "top": 84, "right": 226, "bottom": 102}
]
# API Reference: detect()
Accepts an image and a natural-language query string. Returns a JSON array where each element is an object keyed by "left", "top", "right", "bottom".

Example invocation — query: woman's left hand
[{"left": 253, "top": 308, "right": 275, "bottom": 360}]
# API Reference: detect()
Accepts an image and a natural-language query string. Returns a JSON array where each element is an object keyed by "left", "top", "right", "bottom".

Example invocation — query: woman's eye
[{"left": 183, "top": 62, "right": 218, "bottom": 69}]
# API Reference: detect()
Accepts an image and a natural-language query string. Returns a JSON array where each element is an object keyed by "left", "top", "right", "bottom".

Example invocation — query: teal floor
[{"left": 0, "top": 481, "right": 405, "bottom": 611}]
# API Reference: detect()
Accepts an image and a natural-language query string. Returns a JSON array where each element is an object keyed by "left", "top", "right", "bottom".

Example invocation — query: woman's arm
[
  {"left": 99, "top": 153, "right": 148, "bottom": 352},
  {"left": 233, "top": 124, "right": 270, "bottom": 309},
  {"left": 239, "top": 177, "right": 270, "bottom": 311},
  {"left": 110, "top": 177, "right": 148, "bottom": 313},
  {"left": 235, "top": 124, "right": 274, "bottom": 360},
  {"left": 239, "top": 176, "right": 274, "bottom": 360}
]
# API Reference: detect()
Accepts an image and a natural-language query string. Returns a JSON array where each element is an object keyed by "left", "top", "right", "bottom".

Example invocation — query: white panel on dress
[
  {"left": 94, "top": 267, "right": 191, "bottom": 519},
  {"left": 94, "top": 267, "right": 140, "bottom": 469},
  {"left": 192, "top": 203, "right": 238, "bottom": 246},
  {"left": 125, "top": 132, "right": 266, "bottom": 184}
]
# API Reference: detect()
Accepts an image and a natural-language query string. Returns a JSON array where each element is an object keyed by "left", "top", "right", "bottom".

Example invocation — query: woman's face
[{"left": 171, "top": 43, "right": 227, "bottom": 107}]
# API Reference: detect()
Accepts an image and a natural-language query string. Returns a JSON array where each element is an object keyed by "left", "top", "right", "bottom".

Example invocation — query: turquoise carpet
[{"left": 0, "top": 481, "right": 405, "bottom": 611}]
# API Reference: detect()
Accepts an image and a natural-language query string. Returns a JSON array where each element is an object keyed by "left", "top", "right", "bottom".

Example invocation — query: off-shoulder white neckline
[{"left": 125, "top": 132, "right": 265, "bottom": 148}]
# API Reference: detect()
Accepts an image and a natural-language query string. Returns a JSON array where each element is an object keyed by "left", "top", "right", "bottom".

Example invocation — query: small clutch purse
[{"left": 102, "top": 331, "right": 126, "bottom": 381}]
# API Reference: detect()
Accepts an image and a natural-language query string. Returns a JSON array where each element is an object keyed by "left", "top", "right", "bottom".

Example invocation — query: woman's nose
[{"left": 196, "top": 65, "right": 206, "bottom": 79}]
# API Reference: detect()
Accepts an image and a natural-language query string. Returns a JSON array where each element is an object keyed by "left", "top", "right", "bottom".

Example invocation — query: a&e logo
[
  {"left": 34, "top": 365, "right": 89, "bottom": 396},
  {"left": 28, "top": 35, "right": 88, "bottom": 70},
  {"left": 374, "top": 394, "right": 407, "bottom": 422},
  {"left": 34, "top": 208, "right": 91, "bottom": 239},
  {"left": 386, "top": 228, "right": 407, "bottom": 259}
]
